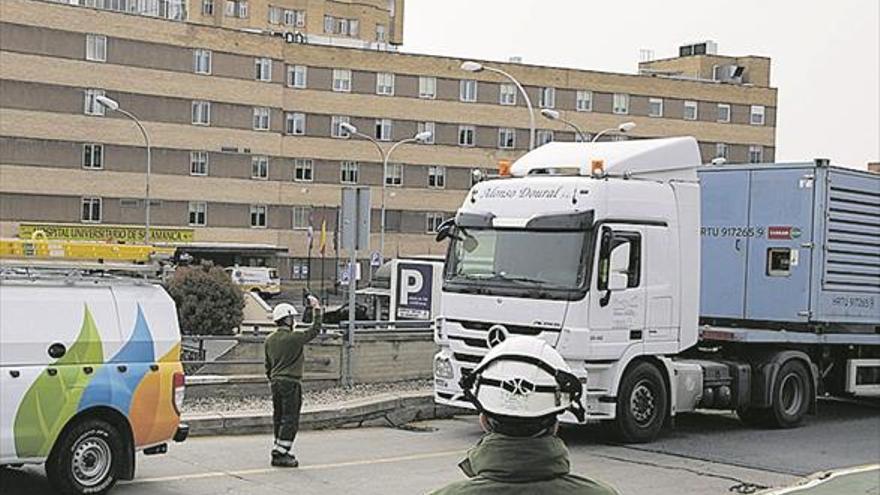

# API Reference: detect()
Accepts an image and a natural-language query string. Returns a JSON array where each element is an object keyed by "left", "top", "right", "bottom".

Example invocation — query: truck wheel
[
  {"left": 613, "top": 361, "right": 668, "bottom": 443},
  {"left": 768, "top": 360, "right": 811, "bottom": 428},
  {"left": 46, "top": 418, "right": 124, "bottom": 495}
]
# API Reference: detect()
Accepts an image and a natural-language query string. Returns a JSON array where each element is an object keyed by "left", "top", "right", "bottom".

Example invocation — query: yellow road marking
[{"left": 122, "top": 449, "right": 466, "bottom": 485}]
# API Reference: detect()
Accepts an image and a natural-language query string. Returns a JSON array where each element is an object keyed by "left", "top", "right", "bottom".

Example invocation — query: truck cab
[{"left": 434, "top": 138, "right": 703, "bottom": 441}]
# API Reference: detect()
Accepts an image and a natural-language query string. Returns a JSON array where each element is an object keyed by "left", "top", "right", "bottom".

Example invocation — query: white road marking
[{"left": 121, "top": 449, "right": 466, "bottom": 485}]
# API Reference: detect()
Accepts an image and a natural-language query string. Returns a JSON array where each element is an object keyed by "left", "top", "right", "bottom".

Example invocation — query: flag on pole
[
  {"left": 306, "top": 211, "right": 315, "bottom": 250},
  {"left": 319, "top": 219, "right": 327, "bottom": 256}
]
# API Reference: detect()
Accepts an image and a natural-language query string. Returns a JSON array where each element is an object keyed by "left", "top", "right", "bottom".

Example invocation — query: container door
[
  {"left": 745, "top": 168, "right": 815, "bottom": 322},
  {"left": 699, "top": 170, "right": 751, "bottom": 319}
]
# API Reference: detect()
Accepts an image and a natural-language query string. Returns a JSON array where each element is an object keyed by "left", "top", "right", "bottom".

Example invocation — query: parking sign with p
[{"left": 396, "top": 263, "right": 433, "bottom": 319}]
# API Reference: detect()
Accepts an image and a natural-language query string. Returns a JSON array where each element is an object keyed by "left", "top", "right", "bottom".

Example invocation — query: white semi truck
[{"left": 432, "top": 137, "right": 880, "bottom": 442}]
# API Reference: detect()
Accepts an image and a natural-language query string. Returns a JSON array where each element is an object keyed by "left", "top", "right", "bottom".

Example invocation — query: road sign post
[{"left": 340, "top": 187, "right": 371, "bottom": 387}]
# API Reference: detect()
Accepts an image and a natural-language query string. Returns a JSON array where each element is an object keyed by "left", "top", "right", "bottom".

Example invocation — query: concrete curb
[{"left": 182, "top": 391, "right": 471, "bottom": 437}]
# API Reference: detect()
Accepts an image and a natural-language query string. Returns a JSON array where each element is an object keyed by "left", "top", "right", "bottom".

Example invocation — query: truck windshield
[{"left": 445, "top": 227, "right": 591, "bottom": 298}]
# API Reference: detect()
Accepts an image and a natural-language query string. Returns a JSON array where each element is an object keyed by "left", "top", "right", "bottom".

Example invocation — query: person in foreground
[
  {"left": 429, "top": 336, "right": 619, "bottom": 495},
  {"left": 265, "top": 295, "right": 323, "bottom": 468}
]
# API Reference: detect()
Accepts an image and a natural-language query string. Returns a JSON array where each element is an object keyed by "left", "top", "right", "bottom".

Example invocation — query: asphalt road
[{"left": 2, "top": 400, "right": 878, "bottom": 495}]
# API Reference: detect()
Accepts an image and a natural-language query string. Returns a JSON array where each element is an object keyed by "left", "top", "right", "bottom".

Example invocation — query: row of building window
[
  {"left": 80, "top": 144, "right": 452, "bottom": 186},
  {"left": 78, "top": 196, "right": 447, "bottom": 233},
  {"left": 266, "top": 5, "right": 305, "bottom": 27},
  {"left": 70, "top": 0, "right": 186, "bottom": 21},
  {"left": 81, "top": 35, "right": 767, "bottom": 125},
  {"left": 84, "top": 89, "right": 767, "bottom": 148},
  {"left": 80, "top": 142, "right": 765, "bottom": 193}
]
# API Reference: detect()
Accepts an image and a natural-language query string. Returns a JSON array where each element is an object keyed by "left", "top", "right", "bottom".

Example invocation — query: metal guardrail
[
  {"left": 336, "top": 320, "right": 434, "bottom": 331},
  {"left": 179, "top": 320, "right": 433, "bottom": 375}
]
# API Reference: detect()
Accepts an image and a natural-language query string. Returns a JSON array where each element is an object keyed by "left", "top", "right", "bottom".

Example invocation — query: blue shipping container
[{"left": 698, "top": 161, "right": 880, "bottom": 327}]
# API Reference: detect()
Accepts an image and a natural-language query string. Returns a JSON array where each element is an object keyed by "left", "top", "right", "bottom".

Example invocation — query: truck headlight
[{"left": 434, "top": 356, "right": 454, "bottom": 379}]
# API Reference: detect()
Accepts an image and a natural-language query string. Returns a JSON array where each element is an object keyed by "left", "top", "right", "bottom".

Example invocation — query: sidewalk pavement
[{"left": 183, "top": 391, "right": 467, "bottom": 436}]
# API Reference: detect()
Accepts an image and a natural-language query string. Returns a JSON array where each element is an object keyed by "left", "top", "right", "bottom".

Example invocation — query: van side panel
[
  {"left": 110, "top": 285, "right": 182, "bottom": 448},
  {"left": 0, "top": 285, "right": 121, "bottom": 461},
  {"left": 129, "top": 344, "right": 182, "bottom": 446}
]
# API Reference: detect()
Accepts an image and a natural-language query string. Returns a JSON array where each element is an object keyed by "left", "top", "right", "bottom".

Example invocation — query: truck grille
[
  {"left": 447, "top": 318, "right": 558, "bottom": 336},
  {"left": 448, "top": 335, "right": 488, "bottom": 348},
  {"left": 453, "top": 353, "right": 482, "bottom": 364}
]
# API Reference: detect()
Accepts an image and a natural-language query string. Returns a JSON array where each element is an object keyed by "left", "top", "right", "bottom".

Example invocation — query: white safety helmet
[
  {"left": 460, "top": 336, "right": 585, "bottom": 422},
  {"left": 272, "top": 303, "right": 298, "bottom": 323}
]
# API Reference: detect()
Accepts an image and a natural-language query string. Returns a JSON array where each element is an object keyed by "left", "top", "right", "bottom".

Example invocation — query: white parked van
[
  {"left": 225, "top": 266, "right": 281, "bottom": 298},
  {"left": 0, "top": 266, "right": 188, "bottom": 494}
]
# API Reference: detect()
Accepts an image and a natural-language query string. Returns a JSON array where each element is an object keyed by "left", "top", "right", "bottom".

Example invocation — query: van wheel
[
  {"left": 47, "top": 419, "right": 123, "bottom": 495},
  {"left": 768, "top": 360, "right": 811, "bottom": 428},
  {"left": 613, "top": 361, "right": 668, "bottom": 443}
]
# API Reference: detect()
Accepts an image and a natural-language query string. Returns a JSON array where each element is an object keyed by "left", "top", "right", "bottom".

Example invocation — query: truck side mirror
[
  {"left": 607, "top": 243, "right": 631, "bottom": 291},
  {"left": 435, "top": 218, "right": 456, "bottom": 242},
  {"left": 608, "top": 272, "right": 628, "bottom": 291}
]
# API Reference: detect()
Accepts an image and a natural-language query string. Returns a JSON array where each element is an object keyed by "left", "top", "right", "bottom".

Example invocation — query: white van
[
  {"left": 0, "top": 269, "right": 188, "bottom": 494},
  {"left": 225, "top": 266, "right": 281, "bottom": 298}
]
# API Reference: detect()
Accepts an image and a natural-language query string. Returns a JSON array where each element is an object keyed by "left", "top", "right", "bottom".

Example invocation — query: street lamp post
[
  {"left": 540, "top": 109, "right": 588, "bottom": 142},
  {"left": 461, "top": 61, "right": 536, "bottom": 150},
  {"left": 95, "top": 95, "right": 153, "bottom": 244},
  {"left": 340, "top": 122, "right": 431, "bottom": 260},
  {"left": 591, "top": 121, "right": 637, "bottom": 143}
]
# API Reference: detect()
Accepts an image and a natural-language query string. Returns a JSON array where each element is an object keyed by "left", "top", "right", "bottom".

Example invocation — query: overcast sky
[{"left": 401, "top": 0, "right": 879, "bottom": 169}]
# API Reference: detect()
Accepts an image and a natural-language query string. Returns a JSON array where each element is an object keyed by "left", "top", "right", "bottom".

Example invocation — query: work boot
[{"left": 271, "top": 453, "right": 299, "bottom": 468}]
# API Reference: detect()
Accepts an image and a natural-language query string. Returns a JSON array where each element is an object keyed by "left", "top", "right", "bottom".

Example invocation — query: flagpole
[
  {"left": 319, "top": 219, "right": 327, "bottom": 306},
  {"left": 307, "top": 243, "right": 312, "bottom": 291},
  {"left": 306, "top": 224, "right": 313, "bottom": 291}
]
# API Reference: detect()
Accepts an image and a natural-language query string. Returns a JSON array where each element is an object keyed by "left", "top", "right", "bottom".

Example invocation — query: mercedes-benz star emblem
[{"left": 486, "top": 325, "right": 508, "bottom": 348}]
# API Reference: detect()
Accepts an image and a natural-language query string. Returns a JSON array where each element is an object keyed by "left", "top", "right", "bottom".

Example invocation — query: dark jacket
[
  {"left": 429, "top": 432, "right": 619, "bottom": 495},
  {"left": 264, "top": 311, "right": 322, "bottom": 381}
]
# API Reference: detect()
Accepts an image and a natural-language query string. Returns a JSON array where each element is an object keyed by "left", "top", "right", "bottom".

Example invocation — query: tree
[{"left": 166, "top": 261, "right": 245, "bottom": 336}]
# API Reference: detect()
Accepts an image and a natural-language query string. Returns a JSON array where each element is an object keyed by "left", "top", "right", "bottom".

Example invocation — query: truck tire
[
  {"left": 768, "top": 359, "right": 811, "bottom": 428},
  {"left": 613, "top": 361, "right": 668, "bottom": 443},
  {"left": 46, "top": 418, "right": 124, "bottom": 495}
]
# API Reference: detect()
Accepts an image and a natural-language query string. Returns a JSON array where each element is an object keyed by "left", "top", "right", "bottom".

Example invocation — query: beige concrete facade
[{"left": 0, "top": 0, "right": 778, "bottom": 280}]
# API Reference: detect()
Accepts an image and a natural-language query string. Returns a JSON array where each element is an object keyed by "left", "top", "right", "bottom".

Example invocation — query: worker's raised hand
[{"left": 306, "top": 295, "right": 321, "bottom": 310}]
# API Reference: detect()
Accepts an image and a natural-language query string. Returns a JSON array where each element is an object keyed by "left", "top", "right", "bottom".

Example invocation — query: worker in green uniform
[
  {"left": 429, "top": 336, "right": 619, "bottom": 495},
  {"left": 265, "top": 295, "right": 323, "bottom": 468}
]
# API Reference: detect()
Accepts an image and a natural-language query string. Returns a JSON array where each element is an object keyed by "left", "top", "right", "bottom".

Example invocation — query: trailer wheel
[
  {"left": 613, "top": 361, "right": 668, "bottom": 443},
  {"left": 46, "top": 418, "right": 124, "bottom": 495},
  {"left": 768, "top": 360, "right": 811, "bottom": 428}
]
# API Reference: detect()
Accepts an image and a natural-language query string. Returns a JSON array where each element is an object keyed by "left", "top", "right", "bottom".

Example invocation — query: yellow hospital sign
[{"left": 18, "top": 223, "right": 194, "bottom": 243}]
